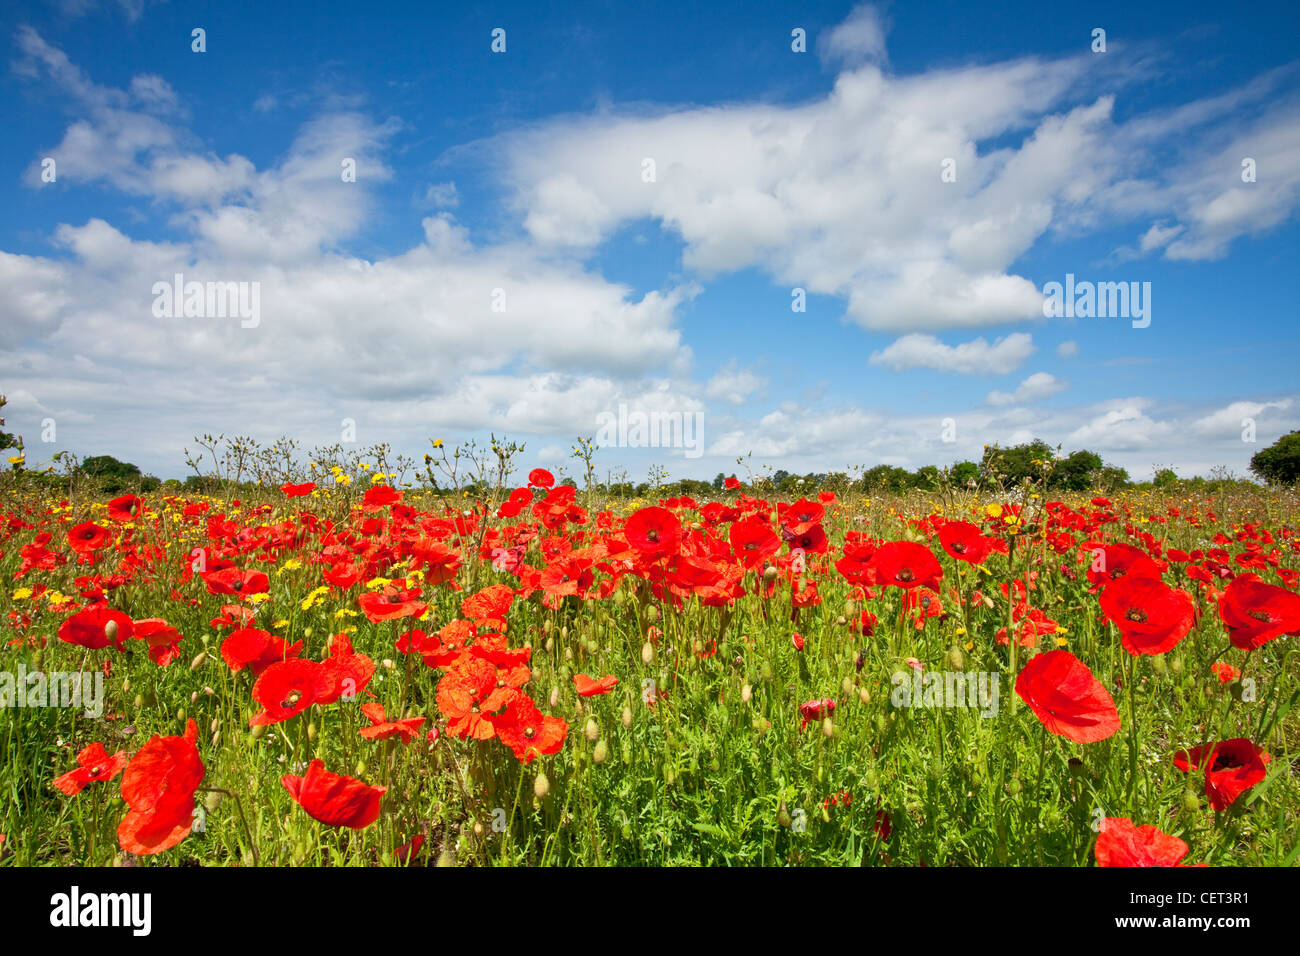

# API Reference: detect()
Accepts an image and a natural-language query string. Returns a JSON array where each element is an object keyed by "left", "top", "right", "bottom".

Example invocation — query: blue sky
[{"left": 2, "top": 0, "right": 1298, "bottom": 483}]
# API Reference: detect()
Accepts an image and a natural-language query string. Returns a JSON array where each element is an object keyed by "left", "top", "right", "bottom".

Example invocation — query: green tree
[{"left": 1250, "top": 431, "right": 1300, "bottom": 486}]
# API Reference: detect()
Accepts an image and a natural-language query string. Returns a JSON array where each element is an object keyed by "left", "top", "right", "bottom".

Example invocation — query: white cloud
[
  {"left": 869, "top": 333, "right": 1035, "bottom": 375},
  {"left": 819, "top": 4, "right": 890, "bottom": 67},
  {"left": 1056, "top": 340, "right": 1078, "bottom": 358},
  {"left": 704, "top": 362, "right": 766, "bottom": 405},
  {"left": 985, "top": 371, "right": 1067, "bottom": 406}
]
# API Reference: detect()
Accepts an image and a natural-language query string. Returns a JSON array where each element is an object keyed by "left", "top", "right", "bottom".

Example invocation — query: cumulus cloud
[
  {"left": 869, "top": 333, "right": 1035, "bottom": 375},
  {"left": 985, "top": 371, "right": 1067, "bottom": 406},
  {"left": 704, "top": 362, "right": 766, "bottom": 405}
]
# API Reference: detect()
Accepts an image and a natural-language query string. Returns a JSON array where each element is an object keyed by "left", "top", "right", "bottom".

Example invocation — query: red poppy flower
[
  {"left": 1015, "top": 649, "right": 1121, "bottom": 743},
  {"left": 250, "top": 659, "right": 333, "bottom": 726},
  {"left": 528, "top": 468, "right": 555, "bottom": 489},
  {"left": 625, "top": 506, "right": 682, "bottom": 558},
  {"left": 868, "top": 541, "right": 943, "bottom": 590},
  {"left": 317, "top": 635, "right": 376, "bottom": 704},
  {"left": 937, "top": 520, "right": 996, "bottom": 565},
  {"left": 461, "top": 583, "right": 514, "bottom": 623},
  {"left": 791, "top": 632, "right": 805, "bottom": 651},
  {"left": 220, "top": 627, "right": 302, "bottom": 677},
  {"left": 1085, "top": 543, "right": 1162, "bottom": 590},
  {"left": 1099, "top": 575, "right": 1195, "bottom": 656},
  {"left": 105, "top": 494, "right": 143, "bottom": 523},
  {"left": 358, "top": 703, "right": 426, "bottom": 743},
  {"left": 488, "top": 692, "right": 568, "bottom": 763},
  {"left": 780, "top": 498, "right": 824, "bottom": 536},
  {"left": 363, "top": 484, "right": 402, "bottom": 510},
  {"left": 117, "top": 719, "right": 205, "bottom": 856},
  {"left": 58, "top": 604, "right": 132, "bottom": 651},
  {"left": 67, "top": 521, "right": 112, "bottom": 554},
  {"left": 201, "top": 566, "right": 270, "bottom": 598},
  {"left": 1210, "top": 661, "right": 1241, "bottom": 684},
  {"left": 280, "top": 482, "right": 316, "bottom": 497},
  {"left": 437, "top": 657, "right": 511, "bottom": 739},
  {"left": 53, "top": 742, "right": 128, "bottom": 796},
  {"left": 1173, "top": 738, "right": 1271, "bottom": 812},
  {"left": 729, "top": 516, "right": 781, "bottom": 570},
  {"left": 1095, "top": 818, "right": 1193, "bottom": 867},
  {"left": 724, "top": 476, "right": 740, "bottom": 490},
  {"left": 1218, "top": 574, "right": 1300, "bottom": 651},
  {"left": 358, "top": 586, "right": 427, "bottom": 623},
  {"left": 281, "top": 759, "right": 385, "bottom": 829},
  {"left": 573, "top": 673, "right": 619, "bottom": 697},
  {"left": 132, "top": 618, "right": 184, "bottom": 666}
]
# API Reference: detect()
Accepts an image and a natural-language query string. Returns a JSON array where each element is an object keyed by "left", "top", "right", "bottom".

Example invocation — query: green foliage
[{"left": 1250, "top": 430, "right": 1300, "bottom": 486}]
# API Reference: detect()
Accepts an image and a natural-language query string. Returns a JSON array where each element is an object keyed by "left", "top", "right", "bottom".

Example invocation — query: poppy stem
[{"left": 198, "top": 787, "right": 259, "bottom": 866}]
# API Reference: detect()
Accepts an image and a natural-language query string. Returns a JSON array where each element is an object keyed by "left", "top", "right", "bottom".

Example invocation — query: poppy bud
[
  {"left": 473, "top": 821, "right": 484, "bottom": 836},
  {"left": 177, "top": 707, "right": 186, "bottom": 723},
  {"left": 841, "top": 676, "right": 856, "bottom": 697},
  {"left": 762, "top": 566, "right": 778, "bottom": 582},
  {"left": 104, "top": 619, "right": 118, "bottom": 643},
  {"left": 1181, "top": 790, "right": 1201, "bottom": 813},
  {"left": 560, "top": 625, "right": 569, "bottom": 640},
  {"left": 760, "top": 661, "right": 773, "bottom": 681},
  {"left": 436, "top": 849, "right": 456, "bottom": 867},
  {"left": 382, "top": 659, "right": 395, "bottom": 670},
  {"left": 564, "top": 647, "right": 573, "bottom": 661},
  {"left": 307, "top": 721, "right": 317, "bottom": 741},
  {"left": 211, "top": 730, "right": 221, "bottom": 746},
  {"left": 545, "top": 637, "right": 554, "bottom": 653},
  {"left": 210, "top": 717, "right": 220, "bottom": 733},
  {"left": 858, "top": 687, "right": 871, "bottom": 705},
  {"left": 741, "top": 682, "right": 752, "bottom": 703},
  {"left": 132, "top": 694, "right": 143, "bottom": 711},
  {"left": 664, "top": 766, "right": 676, "bottom": 786},
  {"left": 822, "top": 717, "right": 834, "bottom": 738},
  {"left": 123, "top": 678, "right": 131, "bottom": 693},
  {"left": 947, "top": 646, "right": 965, "bottom": 670},
  {"left": 354, "top": 759, "right": 366, "bottom": 776},
  {"left": 641, "top": 642, "right": 654, "bottom": 665},
  {"left": 621, "top": 823, "right": 633, "bottom": 840},
  {"left": 534, "top": 771, "right": 550, "bottom": 799},
  {"left": 821, "top": 804, "right": 831, "bottom": 824},
  {"left": 1150, "top": 654, "right": 1166, "bottom": 674},
  {"left": 585, "top": 718, "right": 600, "bottom": 742},
  {"left": 250, "top": 723, "right": 267, "bottom": 740},
  {"left": 836, "top": 616, "right": 847, "bottom": 626},
  {"left": 190, "top": 691, "right": 199, "bottom": 704},
  {"left": 621, "top": 741, "right": 632, "bottom": 763},
  {"left": 593, "top": 740, "right": 608, "bottom": 764},
  {"left": 548, "top": 687, "right": 559, "bottom": 708},
  {"left": 204, "top": 790, "right": 223, "bottom": 812},
  {"left": 646, "top": 605, "right": 660, "bottom": 622},
  {"left": 1169, "top": 656, "right": 1184, "bottom": 676},
  {"left": 777, "top": 803, "right": 792, "bottom": 827},
  {"left": 190, "top": 651, "right": 208, "bottom": 670},
  {"left": 621, "top": 706, "right": 632, "bottom": 728}
]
